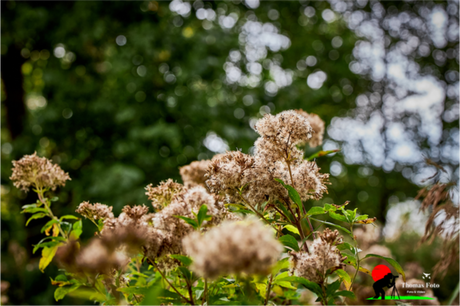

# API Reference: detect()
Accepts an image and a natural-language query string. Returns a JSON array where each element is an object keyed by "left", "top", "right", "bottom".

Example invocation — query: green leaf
[
  {"left": 22, "top": 203, "right": 38, "bottom": 210},
  {"left": 274, "top": 178, "right": 303, "bottom": 214},
  {"left": 60, "top": 215, "right": 79, "bottom": 221},
  {"left": 337, "top": 242, "right": 354, "bottom": 252},
  {"left": 55, "top": 283, "right": 80, "bottom": 301},
  {"left": 271, "top": 257, "right": 290, "bottom": 275},
  {"left": 356, "top": 214, "right": 369, "bottom": 221},
  {"left": 277, "top": 276, "right": 322, "bottom": 297},
  {"left": 170, "top": 254, "right": 192, "bottom": 266},
  {"left": 274, "top": 281, "right": 297, "bottom": 290},
  {"left": 326, "top": 280, "right": 340, "bottom": 295},
  {"left": 309, "top": 217, "right": 351, "bottom": 234},
  {"left": 118, "top": 286, "right": 148, "bottom": 295},
  {"left": 174, "top": 215, "right": 198, "bottom": 229},
  {"left": 41, "top": 219, "right": 60, "bottom": 233},
  {"left": 177, "top": 266, "right": 193, "bottom": 281},
  {"left": 279, "top": 234, "right": 300, "bottom": 252},
  {"left": 39, "top": 244, "right": 61, "bottom": 272},
  {"left": 284, "top": 224, "right": 300, "bottom": 235},
  {"left": 51, "top": 197, "right": 59, "bottom": 202},
  {"left": 361, "top": 254, "right": 406, "bottom": 281},
  {"left": 307, "top": 206, "right": 326, "bottom": 216},
  {"left": 306, "top": 149, "right": 340, "bottom": 161},
  {"left": 26, "top": 213, "right": 47, "bottom": 226},
  {"left": 329, "top": 211, "right": 348, "bottom": 223},
  {"left": 22, "top": 207, "right": 48, "bottom": 214},
  {"left": 70, "top": 220, "right": 82, "bottom": 240},
  {"left": 197, "top": 204, "right": 212, "bottom": 226},
  {"left": 32, "top": 236, "right": 65, "bottom": 254},
  {"left": 324, "top": 204, "right": 337, "bottom": 212},
  {"left": 334, "top": 269, "right": 352, "bottom": 291},
  {"left": 275, "top": 201, "right": 295, "bottom": 223}
]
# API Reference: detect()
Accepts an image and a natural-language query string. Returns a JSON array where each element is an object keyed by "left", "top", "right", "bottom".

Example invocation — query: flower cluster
[
  {"left": 205, "top": 110, "right": 329, "bottom": 208},
  {"left": 183, "top": 218, "right": 283, "bottom": 279},
  {"left": 289, "top": 229, "right": 346, "bottom": 283},
  {"left": 145, "top": 179, "right": 184, "bottom": 210},
  {"left": 295, "top": 109, "right": 325, "bottom": 148},
  {"left": 76, "top": 201, "right": 114, "bottom": 220},
  {"left": 10, "top": 152, "right": 70, "bottom": 192},
  {"left": 179, "top": 160, "right": 212, "bottom": 188}
]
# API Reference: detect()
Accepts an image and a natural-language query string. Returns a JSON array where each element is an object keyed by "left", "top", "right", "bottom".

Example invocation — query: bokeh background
[{"left": 1, "top": 0, "right": 458, "bottom": 304}]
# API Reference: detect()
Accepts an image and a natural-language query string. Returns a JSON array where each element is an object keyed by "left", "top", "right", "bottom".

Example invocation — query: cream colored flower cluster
[
  {"left": 76, "top": 201, "right": 114, "bottom": 220},
  {"left": 10, "top": 152, "right": 70, "bottom": 191},
  {"left": 289, "top": 229, "right": 346, "bottom": 283},
  {"left": 145, "top": 178, "right": 185, "bottom": 210},
  {"left": 183, "top": 218, "right": 283, "bottom": 279},
  {"left": 205, "top": 110, "right": 329, "bottom": 207}
]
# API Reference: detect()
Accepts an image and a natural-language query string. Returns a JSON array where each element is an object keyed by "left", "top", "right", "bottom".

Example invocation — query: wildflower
[
  {"left": 183, "top": 218, "right": 283, "bottom": 279},
  {"left": 145, "top": 179, "right": 185, "bottom": 210},
  {"left": 76, "top": 201, "right": 114, "bottom": 220},
  {"left": 289, "top": 229, "right": 346, "bottom": 283},
  {"left": 10, "top": 152, "right": 70, "bottom": 192},
  {"left": 254, "top": 111, "right": 312, "bottom": 163},
  {"left": 274, "top": 160, "right": 330, "bottom": 201},
  {"left": 295, "top": 110, "right": 325, "bottom": 148},
  {"left": 179, "top": 160, "right": 211, "bottom": 188}
]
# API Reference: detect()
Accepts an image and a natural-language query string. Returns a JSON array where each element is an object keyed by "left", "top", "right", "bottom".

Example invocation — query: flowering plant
[{"left": 11, "top": 110, "right": 405, "bottom": 305}]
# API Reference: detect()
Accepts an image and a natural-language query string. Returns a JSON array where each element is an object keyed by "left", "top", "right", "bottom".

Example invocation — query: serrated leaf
[
  {"left": 307, "top": 206, "right": 326, "bottom": 216},
  {"left": 170, "top": 254, "right": 192, "bottom": 266},
  {"left": 361, "top": 254, "right": 406, "bottom": 281},
  {"left": 26, "top": 213, "right": 47, "bottom": 226},
  {"left": 279, "top": 234, "right": 299, "bottom": 252},
  {"left": 39, "top": 244, "right": 61, "bottom": 272},
  {"left": 284, "top": 225, "right": 299, "bottom": 235}
]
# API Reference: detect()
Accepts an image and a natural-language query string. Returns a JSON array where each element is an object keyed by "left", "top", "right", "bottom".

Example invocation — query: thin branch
[{"left": 147, "top": 258, "right": 191, "bottom": 304}]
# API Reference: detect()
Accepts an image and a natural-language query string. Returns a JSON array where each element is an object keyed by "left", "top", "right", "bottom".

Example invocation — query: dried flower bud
[
  {"left": 121, "top": 204, "right": 149, "bottom": 220},
  {"left": 10, "top": 152, "right": 70, "bottom": 192},
  {"left": 76, "top": 201, "right": 114, "bottom": 220},
  {"left": 289, "top": 229, "right": 345, "bottom": 283},
  {"left": 183, "top": 218, "right": 283, "bottom": 279},
  {"left": 145, "top": 179, "right": 185, "bottom": 210},
  {"left": 180, "top": 160, "right": 211, "bottom": 188},
  {"left": 295, "top": 110, "right": 325, "bottom": 148}
]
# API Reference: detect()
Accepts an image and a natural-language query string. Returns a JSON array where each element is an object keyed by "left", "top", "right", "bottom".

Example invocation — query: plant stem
[
  {"left": 37, "top": 188, "right": 68, "bottom": 239},
  {"left": 204, "top": 278, "right": 208, "bottom": 305},
  {"left": 448, "top": 281, "right": 459, "bottom": 305},
  {"left": 186, "top": 279, "right": 195, "bottom": 306},
  {"left": 349, "top": 224, "right": 360, "bottom": 290},
  {"left": 264, "top": 274, "right": 273, "bottom": 305},
  {"left": 148, "top": 258, "right": 191, "bottom": 304},
  {"left": 282, "top": 198, "right": 309, "bottom": 253},
  {"left": 237, "top": 191, "right": 282, "bottom": 234}
]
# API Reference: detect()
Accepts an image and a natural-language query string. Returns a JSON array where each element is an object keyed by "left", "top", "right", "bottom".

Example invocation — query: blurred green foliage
[{"left": 1, "top": 0, "right": 457, "bottom": 304}]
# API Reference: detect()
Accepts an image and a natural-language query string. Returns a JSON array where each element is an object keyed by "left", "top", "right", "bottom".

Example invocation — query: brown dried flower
[
  {"left": 295, "top": 110, "right": 325, "bottom": 148},
  {"left": 179, "top": 160, "right": 211, "bottom": 188},
  {"left": 289, "top": 229, "right": 345, "bottom": 283},
  {"left": 10, "top": 152, "right": 70, "bottom": 192},
  {"left": 254, "top": 111, "right": 312, "bottom": 163},
  {"left": 76, "top": 201, "right": 114, "bottom": 220},
  {"left": 145, "top": 179, "right": 185, "bottom": 210},
  {"left": 183, "top": 218, "right": 283, "bottom": 279}
]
